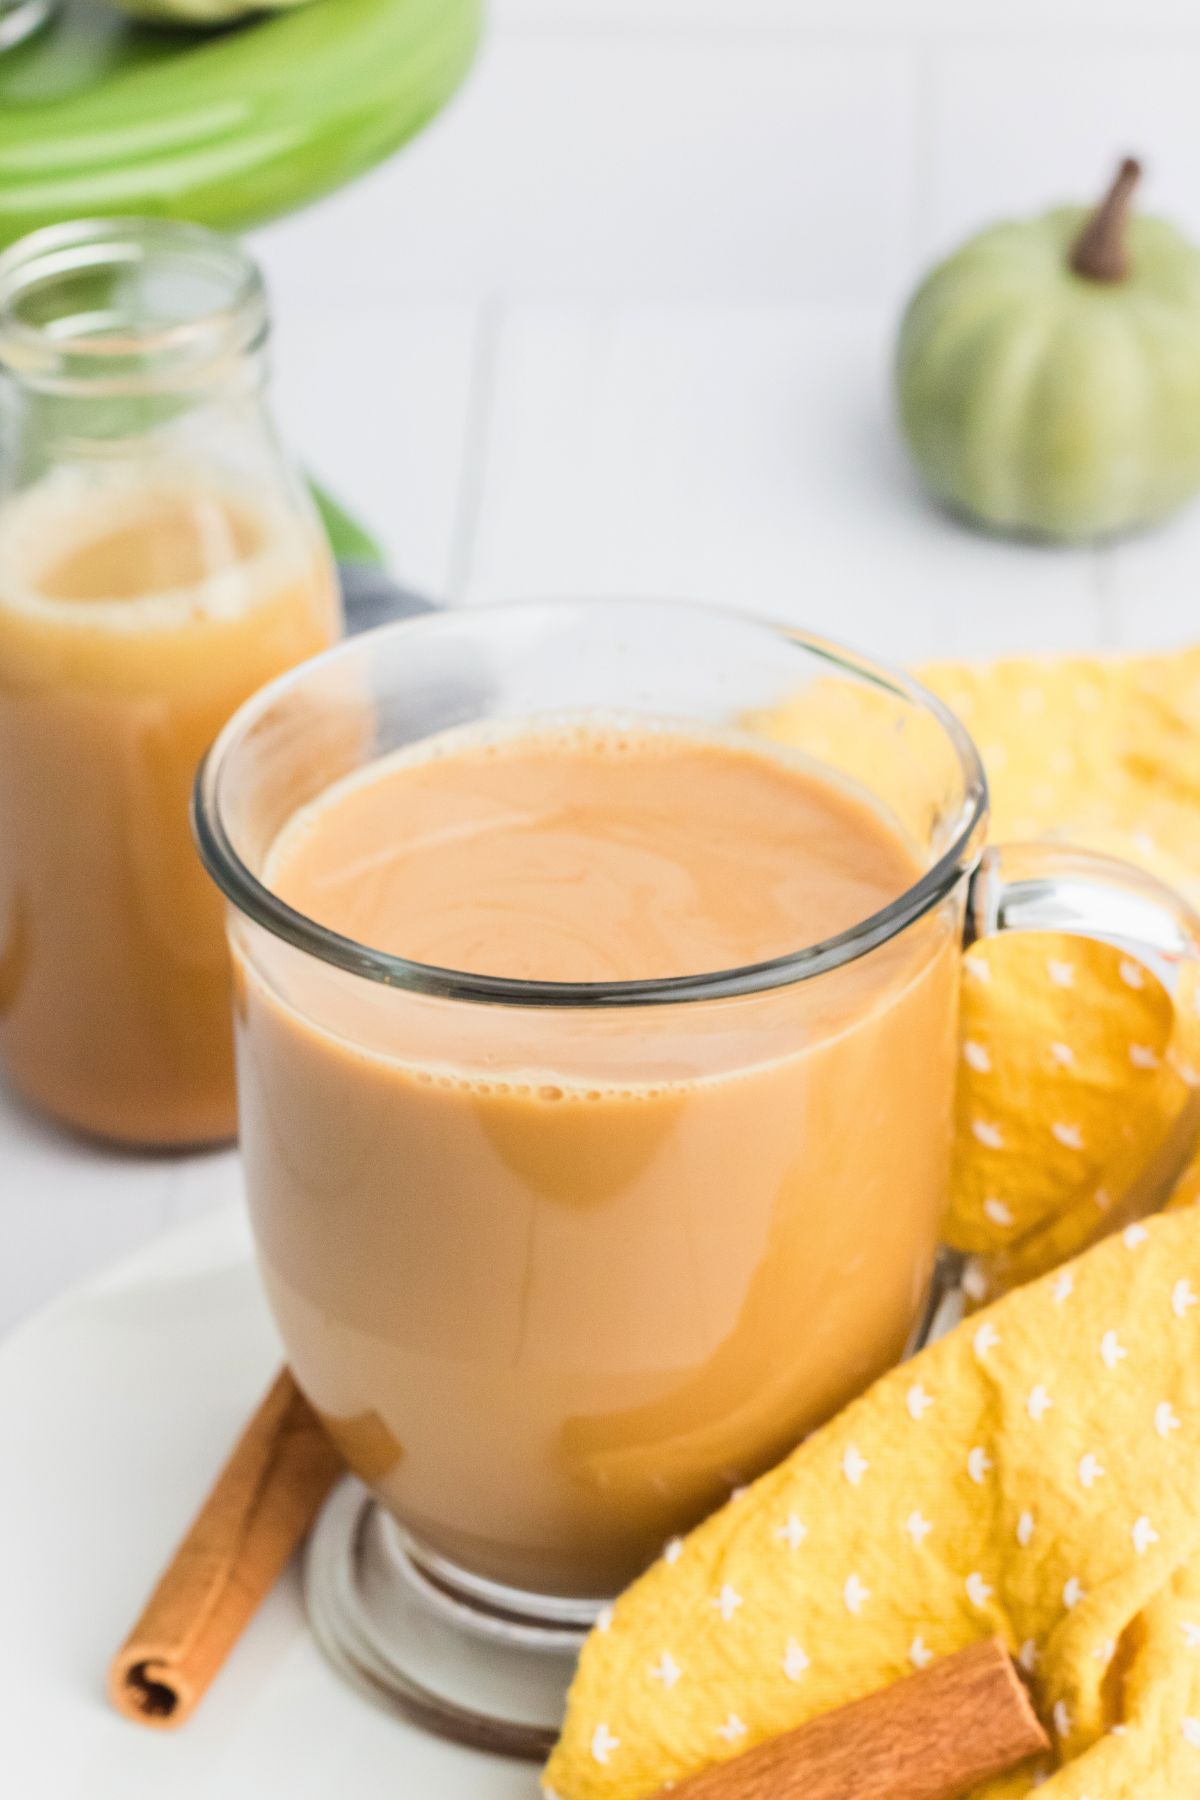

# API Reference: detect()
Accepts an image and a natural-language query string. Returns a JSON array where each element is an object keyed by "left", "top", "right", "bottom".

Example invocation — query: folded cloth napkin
[
  {"left": 545, "top": 646, "right": 1200, "bottom": 1800},
  {"left": 924, "top": 651, "right": 1200, "bottom": 1295},
  {"left": 544, "top": 1208, "right": 1200, "bottom": 1800},
  {"left": 761, "top": 646, "right": 1200, "bottom": 1295},
  {"left": 948, "top": 932, "right": 1200, "bottom": 1297}
]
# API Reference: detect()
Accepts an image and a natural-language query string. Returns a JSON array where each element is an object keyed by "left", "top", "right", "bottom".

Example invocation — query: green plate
[{"left": 0, "top": 0, "right": 482, "bottom": 246}]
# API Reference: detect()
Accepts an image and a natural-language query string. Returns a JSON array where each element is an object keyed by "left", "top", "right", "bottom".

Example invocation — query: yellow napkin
[
  {"left": 948, "top": 933, "right": 1200, "bottom": 1296},
  {"left": 546, "top": 647, "right": 1200, "bottom": 1800},
  {"left": 926, "top": 651, "right": 1200, "bottom": 1294},
  {"left": 760, "top": 646, "right": 1200, "bottom": 1296},
  {"left": 545, "top": 1208, "right": 1200, "bottom": 1800}
]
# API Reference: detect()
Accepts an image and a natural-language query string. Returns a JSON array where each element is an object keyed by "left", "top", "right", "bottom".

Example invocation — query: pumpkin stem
[{"left": 1070, "top": 157, "right": 1142, "bottom": 283}]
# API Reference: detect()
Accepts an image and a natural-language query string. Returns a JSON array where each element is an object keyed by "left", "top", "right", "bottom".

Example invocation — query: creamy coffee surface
[{"left": 269, "top": 724, "right": 920, "bottom": 983}]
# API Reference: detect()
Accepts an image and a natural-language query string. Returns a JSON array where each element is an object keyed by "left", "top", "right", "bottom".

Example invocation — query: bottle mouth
[{"left": 0, "top": 217, "right": 267, "bottom": 396}]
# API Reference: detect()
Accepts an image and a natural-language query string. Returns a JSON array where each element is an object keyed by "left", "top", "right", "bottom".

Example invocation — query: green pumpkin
[{"left": 896, "top": 160, "right": 1200, "bottom": 541}]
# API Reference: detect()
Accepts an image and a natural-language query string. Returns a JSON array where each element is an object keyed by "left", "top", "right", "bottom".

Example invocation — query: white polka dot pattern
[{"left": 545, "top": 1209, "right": 1200, "bottom": 1800}]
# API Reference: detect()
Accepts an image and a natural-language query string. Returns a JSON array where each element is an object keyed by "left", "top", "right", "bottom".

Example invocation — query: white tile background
[
  {"left": 254, "top": 0, "right": 1200, "bottom": 641},
  {"left": 7, "top": 0, "right": 1200, "bottom": 1328}
]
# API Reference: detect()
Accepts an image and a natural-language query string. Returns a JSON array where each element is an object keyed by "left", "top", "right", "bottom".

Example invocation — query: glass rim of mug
[
  {"left": 0, "top": 216, "right": 267, "bottom": 396},
  {"left": 193, "top": 599, "right": 989, "bottom": 1008}
]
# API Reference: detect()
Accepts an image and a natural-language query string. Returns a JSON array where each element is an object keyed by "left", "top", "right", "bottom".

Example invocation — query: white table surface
[
  {"left": 0, "top": 1204, "right": 547, "bottom": 1800},
  {"left": 6, "top": 0, "right": 1200, "bottom": 1331}
]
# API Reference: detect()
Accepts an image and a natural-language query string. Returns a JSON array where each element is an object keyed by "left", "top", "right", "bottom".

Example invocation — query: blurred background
[
  {"left": 245, "top": 0, "right": 1200, "bottom": 657},
  {"left": 6, "top": 0, "right": 1200, "bottom": 1325}
]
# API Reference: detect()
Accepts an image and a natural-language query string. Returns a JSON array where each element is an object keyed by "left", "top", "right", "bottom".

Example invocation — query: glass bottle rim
[
  {"left": 193, "top": 599, "right": 990, "bottom": 1010},
  {"left": 0, "top": 216, "right": 267, "bottom": 396}
]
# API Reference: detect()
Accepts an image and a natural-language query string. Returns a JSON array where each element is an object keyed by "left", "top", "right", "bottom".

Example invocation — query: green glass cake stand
[{"left": 0, "top": 0, "right": 482, "bottom": 247}]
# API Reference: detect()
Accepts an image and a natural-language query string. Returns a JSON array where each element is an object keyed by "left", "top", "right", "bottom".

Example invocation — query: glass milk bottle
[{"left": 0, "top": 219, "right": 341, "bottom": 1146}]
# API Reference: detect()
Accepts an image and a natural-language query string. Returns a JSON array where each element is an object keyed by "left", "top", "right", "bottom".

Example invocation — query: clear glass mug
[{"left": 194, "top": 599, "right": 1200, "bottom": 1752}]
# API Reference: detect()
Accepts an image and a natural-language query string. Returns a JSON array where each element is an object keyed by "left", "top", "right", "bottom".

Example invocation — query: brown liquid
[
  {"left": 239, "top": 726, "right": 959, "bottom": 1596},
  {"left": 0, "top": 476, "right": 339, "bottom": 1145}
]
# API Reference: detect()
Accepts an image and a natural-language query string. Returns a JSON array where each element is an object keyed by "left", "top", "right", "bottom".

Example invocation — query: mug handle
[
  {"left": 966, "top": 840, "right": 1200, "bottom": 1214},
  {"left": 917, "top": 841, "right": 1200, "bottom": 1346},
  {"left": 967, "top": 841, "right": 1200, "bottom": 972}
]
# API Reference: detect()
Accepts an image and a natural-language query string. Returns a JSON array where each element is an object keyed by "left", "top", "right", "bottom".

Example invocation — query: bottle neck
[
  {"left": 0, "top": 220, "right": 273, "bottom": 468},
  {"left": 0, "top": 218, "right": 269, "bottom": 411}
]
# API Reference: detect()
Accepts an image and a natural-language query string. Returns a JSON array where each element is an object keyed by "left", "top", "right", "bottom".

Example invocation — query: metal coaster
[{"left": 305, "top": 1479, "right": 596, "bottom": 1761}]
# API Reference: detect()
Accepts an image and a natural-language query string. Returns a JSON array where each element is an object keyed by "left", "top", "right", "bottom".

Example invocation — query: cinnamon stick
[
  {"left": 109, "top": 1367, "right": 343, "bottom": 1729},
  {"left": 649, "top": 1639, "right": 1048, "bottom": 1800}
]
